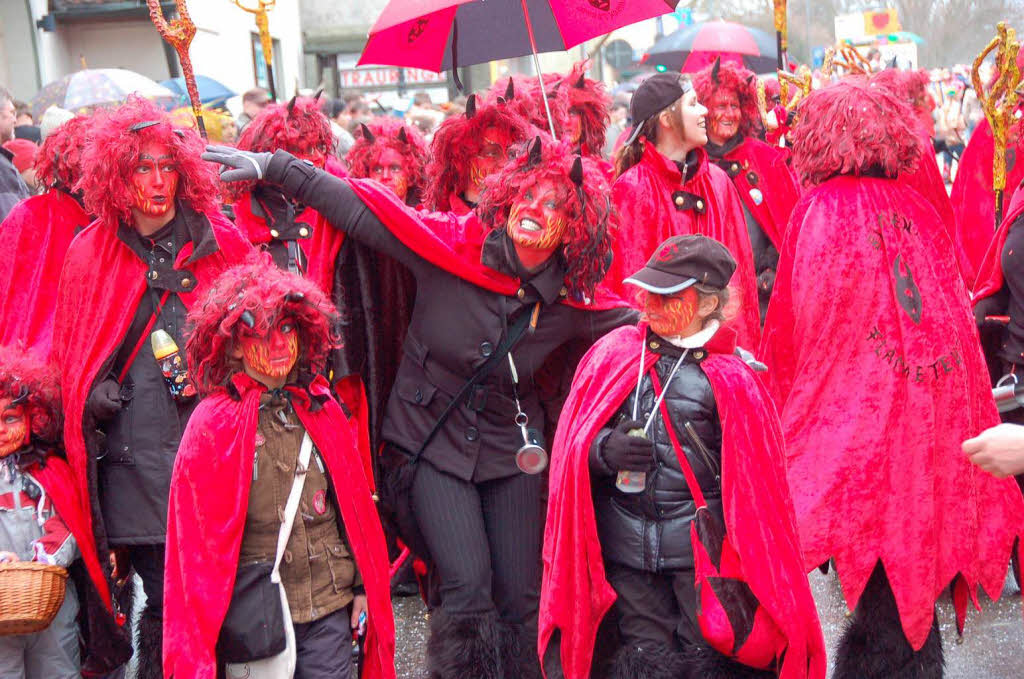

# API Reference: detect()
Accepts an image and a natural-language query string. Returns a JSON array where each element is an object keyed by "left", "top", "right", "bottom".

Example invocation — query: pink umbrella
[{"left": 359, "top": 0, "right": 679, "bottom": 135}]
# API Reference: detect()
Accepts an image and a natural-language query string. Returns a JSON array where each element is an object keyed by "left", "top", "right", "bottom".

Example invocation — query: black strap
[{"left": 412, "top": 302, "right": 538, "bottom": 461}]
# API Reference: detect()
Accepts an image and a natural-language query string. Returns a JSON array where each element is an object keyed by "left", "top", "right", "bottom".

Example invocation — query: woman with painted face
[
  {"left": 540, "top": 235, "right": 825, "bottom": 679},
  {"left": 203, "top": 133, "right": 637, "bottom": 678},
  {"left": 692, "top": 60, "right": 801, "bottom": 321},
  {"left": 346, "top": 119, "right": 429, "bottom": 207},
  {"left": 162, "top": 259, "right": 394, "bottom": 679},
  {"left": 612, "top": 73, "right": 762, "bottom": 350}
]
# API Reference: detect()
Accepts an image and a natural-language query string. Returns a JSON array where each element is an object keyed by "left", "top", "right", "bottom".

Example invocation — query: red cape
[
  {"left": 950, "top": 120, "right": 1024, "bottom": 284},
  {"left": 233, "top": 157, "right": 348, "bottom": 296},
  {"left": 0, "top": 191, "right": 90, "bottom": 354},
  {"left": 163, "top": 374, "right": 395, "bottom": 679},
  {"left": 760, "top": 175, "right": 1024, "bottom": 649},
  {"left": 972, "top": 177, "right": 1024, "bottom": 304},
  {"left": 716, "top": 136, "right": 801, "bottom": 249},
  {"left": 50, "top": 209, "right": 252, "bottom": 608},
  {"left": 346, "top": 178, "right": 629, "bottom": 311},
  {"left": 540, "top": 323, "right": 825, "bottom": 679},
  {"left": 610, "top": 141, "right": 761, "bottom": 348}
]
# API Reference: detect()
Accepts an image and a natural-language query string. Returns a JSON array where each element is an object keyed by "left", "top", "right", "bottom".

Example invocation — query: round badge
[
  {"left": 749, "top": 188, "right": 764, "bottom": 206},
  {"left": 313, "top": 489, "right": 328, "bottom": 515},
  {"left": 254, "top": 432, "right": 266, "bottom": 447}
]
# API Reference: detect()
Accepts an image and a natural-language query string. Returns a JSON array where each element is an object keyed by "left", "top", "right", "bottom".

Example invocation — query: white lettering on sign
[{"left": 338, "top": 67, "right": 446, "bottom": 89}]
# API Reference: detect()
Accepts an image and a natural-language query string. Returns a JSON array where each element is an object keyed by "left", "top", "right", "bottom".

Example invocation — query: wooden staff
[
  {"left": 147, "top": 0, "right": 207, "bottom": 139},
  {"left": 971, "top": 22, "right": 1022, "bottom": 227},
  {"left": 774, "top": 0, "right": 788, "bottom": 72},
  {"left": 233, "top": 0, "right": 278, "bottom": 101}
]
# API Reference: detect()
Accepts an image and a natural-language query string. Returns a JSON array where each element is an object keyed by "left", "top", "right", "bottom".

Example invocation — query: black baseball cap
[
  {"left": 623, "top": 73, "right": 692, "bottom": 146},
  {"left": 624, "top": 234, "right": 735, "bottom": 294}
]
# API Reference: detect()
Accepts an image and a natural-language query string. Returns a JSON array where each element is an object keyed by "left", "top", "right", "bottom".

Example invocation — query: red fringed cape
[
  {"left": 716, "top": 136, "right": 800, "bottom": 249},
  {"left": 234, "top": 157, "right": 348, "bottom": 295},
  {"left": 950, "top": 120, "right": 1024, "bottom": 283},
  {"left": 0, "top": 191, "right": 90, "bottom": 354},
  {"left": 163, "top": 373, "right": 395, "bottom": 679},
  {"left": 760, "top": 175, "right": 1024, "bottom": 649},
  {"left": 540, "top": 323, "right": 825, "bottom": 679},
  {"left": 49, "top": 209, "right": 252, "bottom": 609},
  {"left": 972, "top": 185, "right": 1024, "bottom": 304},
  {"left": 346, "top": 179, "right": 629, "bottom": 311},
  {"left": 611, "top": 141, "right": 761, "bottom": 348}
]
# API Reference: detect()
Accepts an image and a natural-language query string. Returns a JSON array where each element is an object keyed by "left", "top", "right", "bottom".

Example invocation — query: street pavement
[{"left": 391, "top": 567, "right": 1024, "bottom": 678}]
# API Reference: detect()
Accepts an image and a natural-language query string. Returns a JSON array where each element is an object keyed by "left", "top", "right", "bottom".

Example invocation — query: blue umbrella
[{"left": 158, "top": 75, "right": 236, "bottom": 106}]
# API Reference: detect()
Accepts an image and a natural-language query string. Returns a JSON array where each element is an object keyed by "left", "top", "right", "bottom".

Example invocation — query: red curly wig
[
  {"left": 345, "top": 117, "right": 429, "bottom": 205},
  {"left": 692, "top": 58, "right": 762, "bottom": 138},
  {"left": 477, "top": 135, "right": 615, "bottom": 299},
  {"left": 551, "top": 61, "right": 611, "bottom": 156},
  {"left": 34, "top": 115, "right": 90, "bottom": 191},
  {"left": 789, "top": 76, "right": 921, "bottom": 187},
  {"left": 871, "top": 69, "right": 931, "bottom": 110},
  {"left": 231, "top": 96, "right": 334, "bottom": 200},
  {"left": 0, "top": 346, "right": 61, "bottom": 444},
  {"left": 424, "top": 95, "right": 532, "bottom": 211},
  {"left": 75, "top": 95, "right": 218, "bottom": 228},
  {"left": 186, "top": 254, "right": 340, "bottom": 396},
  {"left": 488, "top": 74, "right": 570, "bottom": 138}
]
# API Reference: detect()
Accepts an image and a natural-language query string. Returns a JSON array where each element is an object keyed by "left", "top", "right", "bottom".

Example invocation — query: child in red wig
[{"left": 346, "top": 118, "right": 429, "bottom": 206}]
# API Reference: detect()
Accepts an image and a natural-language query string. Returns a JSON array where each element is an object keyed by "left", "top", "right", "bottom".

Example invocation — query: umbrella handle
[{"left": 520, "top": 0, "right": 558, "bottom": 139}]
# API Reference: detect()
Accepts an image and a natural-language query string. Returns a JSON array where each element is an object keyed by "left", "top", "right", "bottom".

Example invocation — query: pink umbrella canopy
[{"left": 644, "top": 20, "right": 779, "bottom": 74}]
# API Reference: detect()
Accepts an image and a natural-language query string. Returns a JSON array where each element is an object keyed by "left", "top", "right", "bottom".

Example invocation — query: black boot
[
  {"left": 679, "top": 644, "right": 777, "bottom": 679},
  {"left": 426, "top": 610, "right": 503, "bottom": 679},
  {"left": 833, "top": 564, "right": 944, "bottom": 679},
  {"left": 608, "top": 645, "right": 688, "bottom": 679},
  {"left": 135, "top": 607, "right": 163, "bottom": 679},
  {"left": 498, "top": 621, "right": 543, "bottom": 679}
]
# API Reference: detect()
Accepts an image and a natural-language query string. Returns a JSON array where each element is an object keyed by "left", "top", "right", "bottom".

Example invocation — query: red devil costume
[
  {"left": 693, "top": 59, "right": 801, "bottom": 319},
  {"left": 0, "top": 116, "right": 91, "bottom": 354},
  {"left": 612, "top": 74, "right": 761, "bottom": 349},
  {"left": 489, "top": 74, "right": 570, "bottom": 139},
  {"left": 52, "top": 97, "right": 253, "bottom": 679},
  {"left": 346, "top": 118, "right": 429, "bottom": 207},
  {"left": 163, "top": 261, "right": 394, "bottom": 679},
  {"left": 760, "top": 78, "right": 1024, "bottom": 679}
]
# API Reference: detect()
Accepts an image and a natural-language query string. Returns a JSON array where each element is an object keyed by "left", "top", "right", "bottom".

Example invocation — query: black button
[
  {"left": 414, "top": 388, "right": 423, "bottom": 403},
  {"left": 479, "top": 341, "right": 494, "bottom": 357},
  {"left": 465, "top": 426, "right": 479, "bottom": 442}
]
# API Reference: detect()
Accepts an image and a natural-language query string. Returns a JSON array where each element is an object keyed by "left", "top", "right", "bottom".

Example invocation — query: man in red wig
[
  {"left": 0, "top": 115, "right": 92, "bottom": 354},
  {"left": 693, "top": 59, "right": 800, "bottom": 321},
  {"left": 163, "top": 258, "right": 394, "bottom": 679},
  {"left": 51, "top": 96, "right": 252, "bottom": 679},
  {"left": 540, "top": 234, "right": 825, "bottom": 679},
  {"left": 760, "top": 77, "right": 1024, "bottom": 679},
  {"left": 204, "top": 133, "right": 636, "bottom": 678},
  {"left": 612, "top": 73, "right": 761, "bottom": 349},
  {"left": 346, "top": 118, "right": 429, "bottom": 207}
]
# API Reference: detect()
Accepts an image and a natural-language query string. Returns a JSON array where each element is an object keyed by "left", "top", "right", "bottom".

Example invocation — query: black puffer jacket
[{"left": 591, "top": 330, "right": 724, "bottom": 572}]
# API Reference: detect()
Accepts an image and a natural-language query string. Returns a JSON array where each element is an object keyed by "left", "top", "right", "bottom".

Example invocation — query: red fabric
[
  {"left": 50, "top": 211, "right": 252, "bottom": 608},
  {"left": 718, "top": 137, "right": 800, "bottom": 249},
  {"left": 759, "top": 175, "right": 1024, "bottom": 649},
  {"left": 163, "top": 373, "right": 395, "bottom": 679},
  {"left": 950, "top": 120, "right": 1024, "bottom": 283},
  {"left": 540, "top": 323, "right": 825, "bottom": 679},
  {"left": 0, "top": 191, "right": 89, "bottom": 354},
  {"left": 610, "top": 141, "right": 761, "bottom": 347},
  {"left": 346, "top": 178, "right": 629, "bottom": 311},
  {"left": 233, "top": 158, "right": 348, "bottom": 295},
  {"left": 972, "top": 185, "right": 1024, "bottom": 304}
]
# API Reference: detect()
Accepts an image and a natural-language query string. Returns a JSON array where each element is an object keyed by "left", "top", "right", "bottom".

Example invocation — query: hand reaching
[{"left": 201, "top": 145, "right": 272, "bottom": 182}]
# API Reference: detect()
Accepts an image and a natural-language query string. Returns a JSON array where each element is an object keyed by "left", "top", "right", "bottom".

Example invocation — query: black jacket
[{"left": 591, "top": 329, "right": 724, "bottom": 572}]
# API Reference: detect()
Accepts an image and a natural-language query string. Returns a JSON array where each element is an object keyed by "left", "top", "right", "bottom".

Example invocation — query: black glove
[
  {"left": 201, "top": 145, "right": 273, "bottom": 183},
  {"left": 86, "top": 379, "right": 122, "bottom": 422},
  {"left": 599, "top": 419, "right": 655, "bottom": 472}
]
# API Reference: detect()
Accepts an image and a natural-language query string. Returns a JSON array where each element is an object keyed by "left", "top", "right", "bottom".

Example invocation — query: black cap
[
  {"left": 623, "top": 73, "right": 692, "bottom": 146},
  {"left": 624, "top": 234, "right": 735, "bottom": 294}
]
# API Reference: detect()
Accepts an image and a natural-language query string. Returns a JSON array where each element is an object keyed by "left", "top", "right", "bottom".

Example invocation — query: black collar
[
  {"left": 643, "top": 327, "right": 709, "bottom": 362},
  {"left": 704, "top": 135, "right": 744, "bottom": 159},
  {"left": 481, "top": 229, "right": 567, "bottom": 305},
  {"left": 673, "top": 150, "right": 701, "bottom": 183},
  {"left": 0, "top": 146, "right": 13, "bottom": 164},
  {"left": 117, "top": 200, "right": 220, "bottom": 265}
]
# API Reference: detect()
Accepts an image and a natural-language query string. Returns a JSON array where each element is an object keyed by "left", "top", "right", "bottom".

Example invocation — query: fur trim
[
  {"left": 426, "top": 610, "right": 504, "bottom": 679},
  {"left": 608, "top": 644, "right": 688, "bottom": 679},
  {"left": 500, "top": 621, "right": 543, "bottom": 679},
  {"left": 135, "top": 607, "right": 164, "bottom": 679},
  {"left": 678, "top": 644, "right": 776, "bottom": 679}
]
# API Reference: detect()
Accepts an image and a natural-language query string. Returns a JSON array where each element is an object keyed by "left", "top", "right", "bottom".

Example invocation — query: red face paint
[
  {"left": 370, "top": 147, "right": 410, "bottom": 201},
  {"left": 468, "top": 126, "right": 513, "bottom": 192},
  {"left": 131, "top": 141, "right": 179, "bottom": 218},
  {"left": 642, "top": 288, "right": 699, "bottom": 337},
  {"left": 568, "top": 108, "right": 584, "bottom": 145},
  {"left": 506, "top": 177, "right": 571, "bottom": 257},
  {"left": 237, "top": 317, "right": 300, "bottom": 380},
  {"left": 706, "top": 91, "right": 741, "bottom": 145},
  {"left": 0, "top": 398, "right": 29, "bottom": 458}
]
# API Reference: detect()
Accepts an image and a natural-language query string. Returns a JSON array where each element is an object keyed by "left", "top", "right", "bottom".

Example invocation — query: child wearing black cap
[{"left": 539, "top": 235, "right": 825, "bottom": 679}]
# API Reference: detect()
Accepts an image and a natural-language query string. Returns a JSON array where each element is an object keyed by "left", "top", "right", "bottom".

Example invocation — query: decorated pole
[
  {"left": 147, "top": 0, "right": 207, "bottom": 139},
  {"left": 971, "top": 22, "right": 1022, "bottom": 227},
  {"left": 233, "top": 0, "right": 278, "bottom": 101},
  {"left": 773, "top": 0, "right": 788, "bottom": 72}
]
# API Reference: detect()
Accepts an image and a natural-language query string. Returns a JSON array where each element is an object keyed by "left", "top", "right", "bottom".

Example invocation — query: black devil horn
[
  {"left": 314, "top": 88, "right": 324, "bottom": 101},
  {"left": 11, "top": 385, "right": 29, "bottom": 406},
  {"left": 465, "top": 94, "right": 477, "bottom": 119},
  {"left": 359, "top": 123, "right": 375, "bottom": 144},
  {"left": 711, "top": 57, "right": 721, "bottom": 84},
  {"left": 287, "top": 95, "right": 298, "bottom": 115},
  {"left": 284, "top": 291, "right": 305, "bottom": 303},
  {"left": 569, "top": 156, "right": 584, "bottom": 187},
  {"left": 239, "top": 310, "right": 256, "bottom": 328},
  {"left": 527, "top": 136, "right": 543, "bottom": 167},
  {"left": 397, "top": 127, "right": 408, "bottom": 143},
  {"left": 574, "top": 72, "right": 586, "bottom": 88},
  {"left": 505, "top": 77, "right": 515, "bottom": 101}
]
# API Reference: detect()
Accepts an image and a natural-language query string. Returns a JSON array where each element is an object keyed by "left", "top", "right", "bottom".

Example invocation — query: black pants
[
  {"left": 410, "top": 459, "right": 543, "bottom": 625},
  {"left": 606, "top": 562, "right": 700, "bottom": 649},
  {"left": 127, "top": 544, "right": 165, "bottom": 618},
  {"left": 293, "top": 608, "right": 354, "bottom": 679}
]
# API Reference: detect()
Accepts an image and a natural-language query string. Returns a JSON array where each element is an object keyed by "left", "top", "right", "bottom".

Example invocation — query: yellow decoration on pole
[
  {"left": 232, "top": 0, "right": 278, "bottom": 100},
  {"left": 147, "top": 0, "right": 206, "bottom": 139},
  {"left": 773, "top": 0, "right": 787, "bottom": 71}
]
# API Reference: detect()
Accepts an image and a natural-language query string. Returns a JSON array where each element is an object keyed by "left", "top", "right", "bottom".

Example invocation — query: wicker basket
[{"left": 0, "top": 561, "right": 68, "bottom": 636}]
